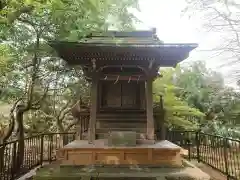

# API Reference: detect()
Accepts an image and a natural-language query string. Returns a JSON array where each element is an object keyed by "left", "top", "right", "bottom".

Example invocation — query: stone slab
[
  {"left": 62, "top": 140, "right": 182, "bottom": 149},
  {"left": 57, "top": 140, "right": 184, "bottom": 167},
  {"left": 33, "top": 162, "right": 210, "bottom": 180},
  {"left": 107, "top": 131, "right": 137, "bottom": 147}
]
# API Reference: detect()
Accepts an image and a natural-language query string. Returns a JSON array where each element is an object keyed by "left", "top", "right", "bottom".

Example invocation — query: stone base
[
  {"left": 107, "top": 131, "right": 137, "bottom": 146},
  {"left": 137, "top": 139, "right": 155, "bottom": 145},
  {"left": 33, "top": 161, "right": 210, "bottom": 180},
  {"left": 57, "top": 140, "right": 183, "bottom": 167}
]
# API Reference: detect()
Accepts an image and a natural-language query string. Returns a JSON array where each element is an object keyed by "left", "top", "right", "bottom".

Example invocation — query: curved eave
[
  {"left": 49, "top": 41, "right": 198, "bottom": 67},
  {"left": 49, "top": 41, "right": 197, "bottom": 49}
]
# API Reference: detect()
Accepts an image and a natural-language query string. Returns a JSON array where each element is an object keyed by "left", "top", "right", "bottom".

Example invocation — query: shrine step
[
  {"left": 96, "top": 128, "right": 146, "bottom": 133},
  {"left": 97, "top": 122, "right": 146, "bottom": 129},
  {"left": 34, "top": 163, "right": 210, "bottom": 180},
  {"left": 96, "top": 112, "right": 147, "bottom": 130},
  {"left": 79, "top": 130, "right": 147, "bottom": 141},
  {"left": 97, "top": 118, "right": 146, "bottom": 122},
  {"left": 97, "top": 113, "right": 146, "bottom": 117},
  {"left": 97, "top": 112, "right": 145, "bottom": 118},
  {"left": 96, "top": 131, "right": 146, "bottom": 140}
]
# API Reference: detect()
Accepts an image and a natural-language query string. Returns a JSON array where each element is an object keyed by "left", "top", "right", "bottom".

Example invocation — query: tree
[
  {"left": 174, "top": 61, "right": 224, "bottom": 114},
  {"left": 153, "top": 68, "right": 205, "bottom": 130},
  {"left": 0, "top": 0, "right": 140, "bottom": 171},
  {"left": 183, "top": 0, "right": 240, "bottom": 82},
  {"left": 172, "top": 61, "right": 240, "bottom": 137},
  {"left": 33, "top": 68, "right": 90, "bottom": 133}
]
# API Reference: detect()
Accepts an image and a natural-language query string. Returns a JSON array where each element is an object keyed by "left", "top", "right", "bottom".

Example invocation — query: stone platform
[
  {"left": 57, "top": 140, "right": 183, "bottom": 167},
  {"left": 33, "top": 160, "right": 210, "bottom": 180}
]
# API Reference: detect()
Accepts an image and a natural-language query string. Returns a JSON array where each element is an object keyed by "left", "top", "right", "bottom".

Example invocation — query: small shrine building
[{"left": 49, "top": 29, "right": 197, "bottom": 166}]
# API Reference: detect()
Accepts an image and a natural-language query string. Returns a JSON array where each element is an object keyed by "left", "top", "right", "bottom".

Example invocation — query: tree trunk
[{"left": 12, "top": 107, "right": 25, "bottom": 173}]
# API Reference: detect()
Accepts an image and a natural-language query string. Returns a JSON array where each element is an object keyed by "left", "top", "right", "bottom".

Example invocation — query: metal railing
[
  {"left": 160, "top": 130, "right": 240, "bottom": 180},
  {"left": 197, "top": 132, "right": 240, "bottom": 180},
  {"left": 0, "top": 132, "right": 75, "bottom": 180},
  {"left": 0, "top": 130, "right": 239, "bottom": 180}
]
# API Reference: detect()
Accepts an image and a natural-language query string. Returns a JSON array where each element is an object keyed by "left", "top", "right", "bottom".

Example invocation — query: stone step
[
  {"left": 108, "top": 131, "right": 137, "bottom": 146},
  {"left": 97, "top": 118, "right": 146, "bottom": 122},
  {"left": 98, "top": 122, "right": 146, "bottom": 129},
  {"left": 96, "top": 113, "right": 146, "bottom": 118},
  {"left": 96, "top": 131, "right": 147, "bottom": 139},
  {"left": 80, "top": 131, "right": 157, "bottom": 141},
  {"left": 80, "top": 134, "right": 157, "bottom": 143},
  {"left": 34, "top": 163, "right": 211, "bottom": 180},
  {"left": 96, "top": 128, "right": 146, "bottom": 133}
]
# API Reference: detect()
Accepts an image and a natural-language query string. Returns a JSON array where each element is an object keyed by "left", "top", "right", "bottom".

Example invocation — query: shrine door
[{"left": 101, "top": 81, "right": 140, "bottom": 109}]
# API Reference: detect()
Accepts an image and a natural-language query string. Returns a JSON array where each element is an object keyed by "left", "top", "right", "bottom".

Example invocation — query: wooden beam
[
  {"left": 88, "top": 74, "right": 98, "bottom": 144},
  {"left": 99, "top": 75, "right": 146, "bottom": 81},
  {"left": 145, "top": 78, "right": 155, "bottom": 141}
]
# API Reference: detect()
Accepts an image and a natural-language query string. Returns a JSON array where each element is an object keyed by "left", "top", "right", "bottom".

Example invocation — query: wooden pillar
[
  {"left": 88, "top": 75, "right": 98, "bottom": 144},
  {"left": 159, "top": 95, "right": 166, "bottom": 140},
  {"left": 145, "top": 78, "right": 155, "bottom": 140},
  {"left": 75, "top": 118, "right": 81, "bottom": 140}
]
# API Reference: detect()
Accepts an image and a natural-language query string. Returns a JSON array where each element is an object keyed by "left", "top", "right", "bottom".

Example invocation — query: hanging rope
[
  {"left": 114, "top": 75, "right": 120, "bottom": 84},
  {"left": 137, "top": 75, "right": 141, "bottom": 83},
  {"left": 91, "top": 58, "right": 96, "bottom": 70},
  {"left": 128, "top": 76, "right": 131, "bottom": 83}
]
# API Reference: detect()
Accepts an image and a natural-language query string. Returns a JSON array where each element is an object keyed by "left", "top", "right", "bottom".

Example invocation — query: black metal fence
[
  {"left": 0, "top": 131, "right": 239, "bottom": 180},
  {"left": 162, "top": 130, "right": 240, "bottom": 180},
  {"left": 0, "top": 132, "right": 75, "bottom": 180}
]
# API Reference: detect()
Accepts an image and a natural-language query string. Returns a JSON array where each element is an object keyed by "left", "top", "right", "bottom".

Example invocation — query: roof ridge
[{"left": 87, "top": 28, "right": 157, "bottom": 38}]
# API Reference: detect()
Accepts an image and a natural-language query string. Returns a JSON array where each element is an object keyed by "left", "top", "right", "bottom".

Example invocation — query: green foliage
[
  {"left": 153, "top": 68, "right": 204, "bottom": 130},
  {"left": 0, "top": 0, "right": 140, "bottom": 137},
  {"left": 47, "top": 0, "right": 139, "bottom": 39},
  {"left": 174, "top": 61, "right": 224, "bottom": 113},
  {"left": 0, "top": 44, "right": 12, "bottom": 74},
  {"left": 170, "top": 61, "right": 240, "bottom": 138},
  {"left": 1, "top": 0, "right": 239, "bottom": 140},
  {"left": 152, "top": 61, "right": 240, "bottom": 137}
]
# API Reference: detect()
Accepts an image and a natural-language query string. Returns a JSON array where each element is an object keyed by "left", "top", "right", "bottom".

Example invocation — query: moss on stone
[{"left": 33, "top": 162, "right": 210, "bottom": 180}]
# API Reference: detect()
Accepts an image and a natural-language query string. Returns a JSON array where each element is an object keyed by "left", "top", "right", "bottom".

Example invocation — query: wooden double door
[{"left": 100, "top": 81, "right": 141, "bottom": 109}]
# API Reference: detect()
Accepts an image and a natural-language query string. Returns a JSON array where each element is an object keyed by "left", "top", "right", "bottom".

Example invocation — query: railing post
[
  {"left": 186, "top": 138, "right": 191, "bottom": 161},
  {"left": 63, "top": 134, "right": 68, "bottom": 146},
  {"left": 195, "top": 130, "right": 200, "bottom": 162},
  {"left": 40, "top": 134, "right": 44, "bottom": 166},
  {"left": 11, "top": 142, "right": 17, "bottom": 180},
  {"left": 223, "top": 138, "right": 229, "bottom": 180},
  {"left": 49, "top": 134, "right": 53, "bottom": 163},
  {"left": 0, "top": 143, "right": 5, "bottom": 177}
]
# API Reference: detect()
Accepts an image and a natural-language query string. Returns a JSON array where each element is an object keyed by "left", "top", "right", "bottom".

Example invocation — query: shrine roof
[
  {"left": 75, "top": 29, "right": 164, "bottom": 45},
  {"left": 49, "top": 29, "right": 198, "bottom": 67}
]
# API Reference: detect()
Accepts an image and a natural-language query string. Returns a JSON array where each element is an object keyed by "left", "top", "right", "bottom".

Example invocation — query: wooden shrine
[{"left": 49, "top": 29, "right": 197, "bottom": 166}]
